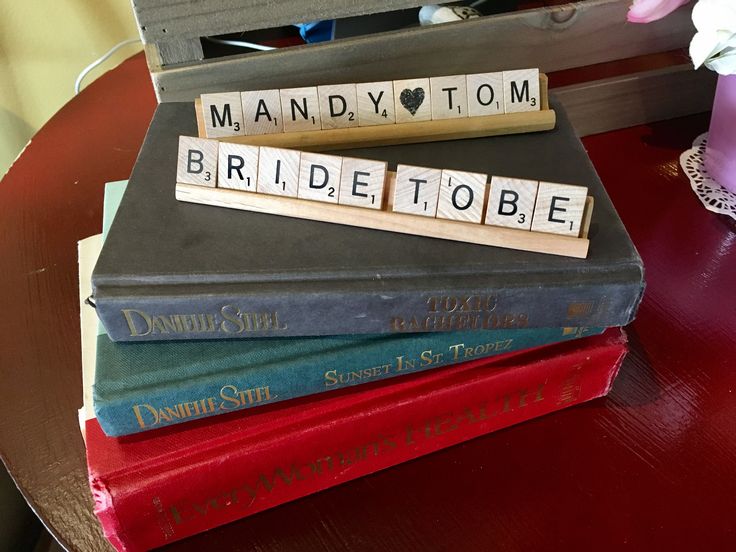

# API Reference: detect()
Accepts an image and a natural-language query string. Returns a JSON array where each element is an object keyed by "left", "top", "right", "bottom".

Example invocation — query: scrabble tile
[
  {"left": 217, "top": 143, "right": 259, "bottom": 191},
  {"left": 531, "top": 181, "right": 588, "bottom": 236},
  {"left": 466, "top": 72, "right": 505, "bottom": 117},
  {"left": 436, "top": 169, "right": 488, "bottom": 223},
  {"left": 338, "top": 157, "right": 388, "bottom": 209},
  {"left": 200, "top": 92, "right": 245, "bottom": 137},
  {"left": 318, "top": 84, "right": 359, "bottom": 129},
  {"left": 484, "top": 176, "right": 538, "bottom": 230},
  {"left": 356, "top": 81, "right": 396, "bottom": 126},
  {"left": 393, "top": 78, "right": 432, "bottom": 123},
  {"left": 503, "top": 68, "right": 541, "bottom": 113},
  {"left": 430, "top": 75, "right": 468, "bottom": 120},
  {"left": 177, "top": 136, "right": 218, "bottom": 187},
  {"left": 241, "top": 89, "right": 283, "bottom": 135},
  {"left": 392, "top": 164, "right": 441, "bottom": 217},
  {"left": 280, "top": 87, "right": 321, "bottom": 132},
  {"left": 298, "top": 152, "right": 342, "bottom": 203},
  {"left": 256, "top": 147, "right": 301, "bottom": 197}
]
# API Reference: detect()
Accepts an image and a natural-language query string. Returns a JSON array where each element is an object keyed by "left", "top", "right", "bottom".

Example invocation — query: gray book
[{"left": 92, "top": 99, "right": 644, "bottom": 342}]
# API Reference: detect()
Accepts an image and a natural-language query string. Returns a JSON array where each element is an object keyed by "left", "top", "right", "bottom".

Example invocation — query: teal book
[{"left": 91, "top": 182, "right": 604, "bottom": 437}]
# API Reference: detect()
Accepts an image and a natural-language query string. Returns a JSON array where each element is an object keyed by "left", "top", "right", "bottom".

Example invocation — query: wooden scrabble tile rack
[
  {"left": 175, "top": 139, "right": 593, "bottom": 259},
  {"left": 193, "top": 73, "right": 554, "bottom": 151}
]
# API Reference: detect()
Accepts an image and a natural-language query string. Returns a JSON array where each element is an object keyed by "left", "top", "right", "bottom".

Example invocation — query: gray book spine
[{"left": 95, "top": 281, "right": 642, "bottom": 341}]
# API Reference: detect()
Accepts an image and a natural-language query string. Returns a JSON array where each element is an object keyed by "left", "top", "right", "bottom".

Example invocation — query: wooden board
[
  {"left": 554, "top": 64, "right": 718, "bottom": 137},
  {"left": 134, "top": 0, "right": 429, "bottom": 44},
  {"left": 176, "top": 173, "right": 593, "bottom": 258},
  {"left": 151, "top": 38, "right": 204, "bottom": 67},
  {"left": 146, "top": 0, "right": 695, "bottom": 101}
]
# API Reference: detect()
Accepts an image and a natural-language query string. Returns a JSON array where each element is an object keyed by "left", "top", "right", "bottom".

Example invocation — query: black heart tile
[{"left": 400, "top": 88, "right": 425, "bottom": 116}]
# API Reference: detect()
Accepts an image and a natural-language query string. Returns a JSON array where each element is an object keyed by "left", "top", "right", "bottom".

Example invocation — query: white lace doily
[{"left": 680, "top": 133, "right": 736, "bottom": 220}]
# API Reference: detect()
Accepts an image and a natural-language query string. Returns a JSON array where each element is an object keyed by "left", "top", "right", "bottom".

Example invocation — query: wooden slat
[
  {"left": 176, "top": 175, "right": 593, "bottom": 258},
  {"left": 580, "top": 197, "right": 594, "bottom": 240},
  {"left": 154, "top": 38, "right": 204, "bottom": 66},
  {"left": 555, "top": 64, "right": 717, "bottom": 137},
  {"left": 133, "top": 0, "right": 428, "bottom": 44},
  {"left": 149, "top": 0, "right": 695, "bottom": 102}
]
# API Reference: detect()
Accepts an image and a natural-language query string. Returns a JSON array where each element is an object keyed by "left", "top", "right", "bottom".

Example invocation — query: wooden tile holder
[
  {"left": 194, "top": 75, "right": 554, "bottom": 152},
  {"left": 176, "top": 170, "right": 593, "bottom": 259}
]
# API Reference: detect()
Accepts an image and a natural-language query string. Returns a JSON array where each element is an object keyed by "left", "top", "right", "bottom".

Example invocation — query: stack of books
[{"left": 78, "top": 99, "right": 643, "bottom": 551}]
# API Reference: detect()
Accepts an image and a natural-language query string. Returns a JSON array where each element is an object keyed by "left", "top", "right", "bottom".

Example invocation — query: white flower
[{"left": 690, "top": 0, "right": 736, "bottom": 75}]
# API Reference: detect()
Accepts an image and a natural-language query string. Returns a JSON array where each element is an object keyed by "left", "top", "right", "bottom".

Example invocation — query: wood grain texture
[
  {"left": 241, "top": 89, "right": 284, "bottom": 135},
  {"left": 392, "top": 164, "right": 441, "bottom": 217},
  {"left": 503, "top": 68, "right": 541, "bottom": 113},
  {"left": 356, "top": 81, "right": 396, "bottom": 126},
  {"left": 467, "top": 71, "right": 505, "bottom": 117},
  {"left": 217, "top": 142, "right": 259, "bottom": 191},
  {"left": 555, "top": 64, "right": 718, "bottom": 137},
  {"left": 436, "top": 169, "right": 488, "bottom": 223},
  {"left": 153, "top": 37, "right": 203, "bottom": 67},
  {"left": 201, "top": 92, "right": 245, "bottom": 137},
  {"left": 280, "top": 87, "right": 321, "bottom": 133},
  {"left": 176, "top": 136, "right": 218, "bottom": 186},
  {"left": 133, "top": 0, "right": 428, "bottom": 43},
  {"left": 338, "top": 157, "right": 387, "bottom": 209},
  {"left": 147, "top": 0, "right": 695, "bottom": 102},
  {"left": 256, "top": 146, "right": 300, "bottom": 197},
  {"left": 318, "top": 84, "right": 359, "bottom": 130},
  {"left": 430, "top": 75, "right": 469, "bottom": 120},
  {"left": 531, "top": 181, "right": 588, "bottom": 236},
  {"left": 297, "top": 152, "right": 342, "bottom": 203},
  {"left": 176, "top": 182, "right": 590, "bottom": 258},
  {"left": 5, "top": 51, "right": 736, "bottom": 552},
  {"left": 579, "top": 196, "right": 594, "bottom": 240},
  {"left": 485, "top": 176, "right": 539, "bottom": 231}
]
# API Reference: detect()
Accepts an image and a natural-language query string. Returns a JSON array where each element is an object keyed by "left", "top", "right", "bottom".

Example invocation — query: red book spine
[{"left": 88, "top": 331, "right": 626, "bottom": 551}]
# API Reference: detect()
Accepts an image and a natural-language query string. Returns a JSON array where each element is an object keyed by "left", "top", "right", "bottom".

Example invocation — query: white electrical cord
[
  {"left": 204, "top": 36, "right": 276, "bottom": 51},
  {"left": 74, "top": 38, "right": 141, "bottom": 94}
]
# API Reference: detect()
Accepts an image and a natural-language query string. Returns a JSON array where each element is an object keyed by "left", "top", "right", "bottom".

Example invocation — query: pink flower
[{"left": 627, "top": 0, "right": 690, "bottom": 23}]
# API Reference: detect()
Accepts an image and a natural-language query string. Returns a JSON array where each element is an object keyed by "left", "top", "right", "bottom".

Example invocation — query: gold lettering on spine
[
  {"left": 131, "top": 385, "right": 276, "bottom": 429},
  {"left": 162, "top": 381, "right": 551, "bottom": 530},
  {"left": 132, "top": 404, "right": 159, "bottom": 428},
  {"left": 219, "top": 385, "right": 241, "bottom": 409},
  {"left": 121, "top": 306, "right": 287, "bottom": 337},
  {"left": 324, "top": 370, "right": 338, "bottom": 387},
  {"left": 389, "top": 312, "right": 528, "bottom": 332},
  {"left": 557, "top": 365, "right": 582, "bottom": 404},
  {"left": 123, "top": 309, "right": 152, "bottom": 337},
  {"left": 220, "top": 305, "right": 245, "bottom": 333},
  {"left": 386, "top": 295, "right": 534, "bottom": 332}
]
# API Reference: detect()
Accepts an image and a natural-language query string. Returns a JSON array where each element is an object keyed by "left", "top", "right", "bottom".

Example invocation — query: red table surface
[{"left": 1, "top": 53, "right": 734, "bottom": 551}]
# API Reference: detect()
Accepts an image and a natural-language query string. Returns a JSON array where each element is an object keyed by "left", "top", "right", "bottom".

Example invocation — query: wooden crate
[{"left": 131, "top": 0, "right": 716, "bottom": 136}]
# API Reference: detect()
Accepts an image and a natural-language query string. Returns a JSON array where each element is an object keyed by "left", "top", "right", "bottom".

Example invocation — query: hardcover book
[
  {"left": 82, "top": 255, "right": 628, "bottom": 550},
  {"left": 88, "top": 183, "right": 603, "bottom": 437},
  {"left": 94, "top": 324, "right": 603, "bottom": 437},
  {"left": 92, "top": 99, "right": 644, "bottom": 341}
]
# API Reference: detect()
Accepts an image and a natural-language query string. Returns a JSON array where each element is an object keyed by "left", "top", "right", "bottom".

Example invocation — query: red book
[{"left": 85, "top": 329, "right": 627, "bottom": 551}]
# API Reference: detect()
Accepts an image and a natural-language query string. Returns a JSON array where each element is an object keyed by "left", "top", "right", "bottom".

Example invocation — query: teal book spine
[{"left": 93, "top": 326, "right": 603, "bottom": 436}]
